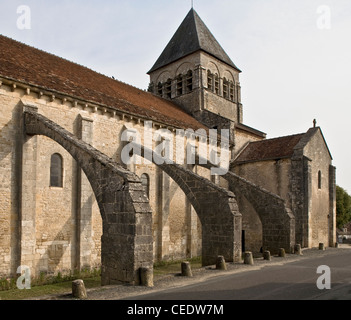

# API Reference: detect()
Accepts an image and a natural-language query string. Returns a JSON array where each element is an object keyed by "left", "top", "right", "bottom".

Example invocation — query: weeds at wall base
[{"left": 0, "top": 267, "right": 101, "bottom": 292}]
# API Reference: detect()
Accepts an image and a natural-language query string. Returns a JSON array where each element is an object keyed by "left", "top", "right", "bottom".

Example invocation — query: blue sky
[{"left": 1, "top": 0, "right": 351, "bottom": 192}]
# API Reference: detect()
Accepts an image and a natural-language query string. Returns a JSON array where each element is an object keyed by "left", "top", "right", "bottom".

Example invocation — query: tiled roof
[
  {"left": 0, "top": 34, "right": 208, "bottom": 131},
  {"left": 235, "top": 133, "right": 305, "bottom": 164},
  {"left": 148, "top": 8, "right": 240, "bottom": 74}
]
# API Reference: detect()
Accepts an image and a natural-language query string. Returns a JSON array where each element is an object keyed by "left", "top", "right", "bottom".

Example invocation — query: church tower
[{"left": 148, "top": 8, "right": 243, "bottom": 132}]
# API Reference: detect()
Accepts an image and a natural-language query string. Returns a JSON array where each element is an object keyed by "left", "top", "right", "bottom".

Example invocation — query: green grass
[
  {"left": 0, "top": 258, "right": 203, "bottom": 300},
  {"left": 0, "top": 268, "right": 101, "bottom": 300},
  {"left": 0, "top": 276, "right": 101, "bottom": 300},
  {"left": 153, "top": 256, "right": 202, "bottom": 276}
]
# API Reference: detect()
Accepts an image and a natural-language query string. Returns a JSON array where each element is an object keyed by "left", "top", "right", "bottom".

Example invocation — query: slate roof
[
  {"left": 0, "top": 34, "right": 208, "bottom": 131},
  {"left": 235, "top": 133, "right": 306, "bottom": 164},
  {"left": 148, "top": 8, "right": 241, "bottom": 74}
]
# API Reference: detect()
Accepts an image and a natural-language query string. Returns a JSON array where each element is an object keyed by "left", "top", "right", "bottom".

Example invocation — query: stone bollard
[
  {"left": 319, "top": 243, "right": 325, "bottom": 251},
  {"left": 140, "top": 268, "right": 154, "bottom": 287},
  {"left": 278, "top": 248, "right": 286, "bottom": 258},
  {"left": 244, "top": 252, "right": 254, "bottom": 265},
  {"left": 263, "top": 250, "right": 271, "bottom": 261},
  {"left": 294, "top": 244, "right": 302, "bottom": 255},
  {"left": 181, "top": 261, "right": 193, "bottom": 277},
  {"left": 216, "top": 256, "right": 227, "bottom": 270},
  {"left": 72, "top": 279, "right": 87, "bottom": 299}
]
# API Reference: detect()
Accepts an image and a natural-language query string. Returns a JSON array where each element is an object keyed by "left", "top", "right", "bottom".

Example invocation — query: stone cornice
[
  {"left": 0, "top": 75, "right": 182, "bottom": 131},
  {"left": 0, "top": 75, "right": 230, "bottom": 147}
]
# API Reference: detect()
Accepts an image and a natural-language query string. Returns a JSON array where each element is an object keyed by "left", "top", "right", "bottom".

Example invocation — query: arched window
[
  {"left": 157, "top": 82, "right": 163, "bottom": 96},
  {"left": 318, "top": 171, "right": 322, "bottom": 189},
  {"left": 207, "top": 70, "right": 213, "bottom": 91},
  {"left": 176, "top": 75, "right": 183, "bottom": 96},
  {"left": 214, "top": 74, "right": 219, "bottom": 95},
  {"left": 165, "top": 79, "right": 172, "bottom": 98},
  {"left": 186, "top": 70, "right": 193, "bottom": 92},
  {"left": 140, "top": 174, "right": 150, "bottom": 198},
  {"left": 229, "top": 81, "right": 235, "bottom": 101},
  {"left": 50, "top": 153, "right": 63, "bottom": 188},
  {"left": 223, "top": 78, "right": 229, "bottom": 99}
]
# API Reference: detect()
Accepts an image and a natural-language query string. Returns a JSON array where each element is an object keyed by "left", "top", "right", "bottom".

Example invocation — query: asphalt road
[{"left": 125, "top": 248, "right": 351, "bottom": 300}]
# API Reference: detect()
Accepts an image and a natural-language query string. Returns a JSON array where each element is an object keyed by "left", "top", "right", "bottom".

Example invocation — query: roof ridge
[
  {"left": 251, "top": 132, "right": 305, "bottom": 144},
  {"left": 0, "top": 34, "right": 147, "bottom": 92},
  {"left": 0, "top": 34, "right": 103, "bottom": 78},
  {"left": 191, "top": 9, "right": 201, "bottom": 50},
  {"left": 148, "top": 8, "right": 240, "bottom": 74},
  {"left": 234, "top": 131, "right": 307, "bottom": 164},
  {"left": 0, "top": 34, "right": 209, "bottom": 131}
]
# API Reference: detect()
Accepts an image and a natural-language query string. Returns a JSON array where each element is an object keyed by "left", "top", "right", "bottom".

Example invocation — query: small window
[
  {"left": 229, "top": 81, "right": 235, "bottom": 101},
  {"left": 141, "top": 174, "right": 150, "bottom": 198},
  {"left": 318, "top": 171, "right": 322, "bottom": 189},
  {"left": 186, "top": 70, "right": 193, "bottom": 92},
  {"left": 207, "top": 70, "right": 213, "bottom": 91},
  {"left": 176, "top": 75, "right": 183, "bottom": 96},
  {"left": 50, "top": 153, "right": 63, "bottom": 188},
  {"left": 165, "top": 79, "right": 172, "bottom": 98},
  {"left": 214, "top": 74, "right": 219, "bottom": 95},
  {"left": 223, "top": 78, "right": 228, "bottom": 99}
]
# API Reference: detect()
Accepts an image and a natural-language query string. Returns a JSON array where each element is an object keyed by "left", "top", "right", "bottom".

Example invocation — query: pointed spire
[{"left": 148, "top": 9, "right": 241, "bottom": 74}]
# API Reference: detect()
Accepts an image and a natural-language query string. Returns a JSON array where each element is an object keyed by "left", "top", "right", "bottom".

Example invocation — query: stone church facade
[{"left": 0, "top": 9, "right": 336, "bottom": 284}]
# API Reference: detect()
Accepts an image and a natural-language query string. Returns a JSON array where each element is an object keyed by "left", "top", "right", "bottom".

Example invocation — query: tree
[{"left": 336, "top": 185, "right": 351, "bottom": 229}]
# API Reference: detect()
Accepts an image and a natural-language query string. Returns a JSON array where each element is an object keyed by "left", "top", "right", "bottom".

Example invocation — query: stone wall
[
  {"left": 0, "top": 78, "right": 238, "bottom": 278},
  {"left": 23, "top": 107, "right": 155, "bottom": 284},
  {"left": 290, "top": 156, "right": 311, "bottom": 248},
  {"left": 0, "top": 87, "right": 22, "bottom": 276},
  {"left": 225, "top": 171, "right": 295, "bottom": 254},
  {"left": 236, "top": 195, "right": 263, "bottom": 253},
  {"left": 234, "top": 126, "right": 265, "bottom": 155},
  {"left": 234, "top": 159, "right": 292, "bottom": 207},
  {"left": 234, "top": 127, "right": 335, "bottom": 249},
  {"left": 148, "top": 51, "right": 242, "bottom": 124},
  {"left": 302, "top": 130, "right": 333, "bottom": 247}
]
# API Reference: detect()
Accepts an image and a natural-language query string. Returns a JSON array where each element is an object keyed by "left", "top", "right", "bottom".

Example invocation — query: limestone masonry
[{"left": 0, "top": 9, "right": 336, "bottom": 284}]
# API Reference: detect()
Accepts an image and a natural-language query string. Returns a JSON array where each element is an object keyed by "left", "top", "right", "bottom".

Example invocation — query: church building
[{"left": 0, "top": 8, "right": 336, "bottom": 283}]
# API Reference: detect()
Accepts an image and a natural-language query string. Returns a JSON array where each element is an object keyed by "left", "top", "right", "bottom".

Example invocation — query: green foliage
[{"left": 336, "top": 185, "right": 351, "bottom": 228}]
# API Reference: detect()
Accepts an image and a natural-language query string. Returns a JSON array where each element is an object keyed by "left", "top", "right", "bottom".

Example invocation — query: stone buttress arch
[
  {"left": 195, "top": 156, "right": 295, "bottom": 254},
  {"left": 224, "top": 172, "right": 295, "bottom": 254},
  {"left": 23, "top": 106, "right": 153, "bottom": 286},
  {"left": 132, "top": 143, "right": 242, "bottom": 265}
]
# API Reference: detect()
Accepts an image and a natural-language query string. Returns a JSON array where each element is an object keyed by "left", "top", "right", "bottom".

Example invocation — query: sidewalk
[{"left": 28, "top": 244, "right": 350, "bottom": 300}]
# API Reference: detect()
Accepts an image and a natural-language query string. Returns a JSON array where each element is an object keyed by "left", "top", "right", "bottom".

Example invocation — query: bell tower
[{"left": 148, "top": 8, "right": 243, "bottom": 131}]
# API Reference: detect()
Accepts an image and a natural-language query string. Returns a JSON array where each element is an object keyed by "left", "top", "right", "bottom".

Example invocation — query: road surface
[{"left": 124, "top": 247, "right": 351, "bottom": 300}]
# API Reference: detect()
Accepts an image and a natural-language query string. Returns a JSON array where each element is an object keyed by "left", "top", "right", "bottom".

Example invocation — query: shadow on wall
[
  {"left": 9, "top": 103, "right": 24, "bottom": 276},
  {"left": 35, "top": 217, "right": 73, "bottom": 276}
]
